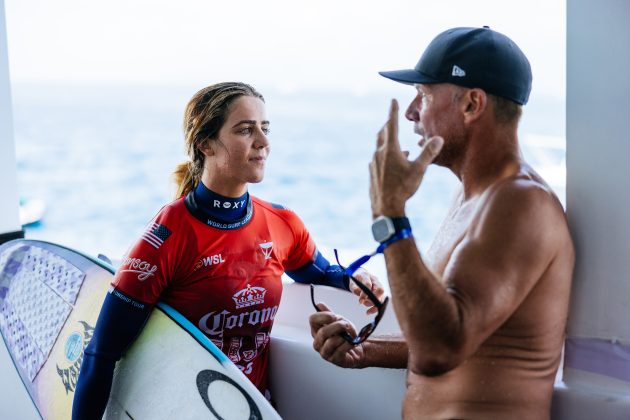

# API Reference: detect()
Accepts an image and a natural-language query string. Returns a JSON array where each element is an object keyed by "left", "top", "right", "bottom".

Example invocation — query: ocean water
[{"left": 13, "top": 83, "right": 565, "bottom": 282}]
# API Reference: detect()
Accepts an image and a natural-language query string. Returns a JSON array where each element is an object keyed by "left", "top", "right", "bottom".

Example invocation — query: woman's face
[{"left": 201, "top": 95, "right": 270, "bottom": 196}]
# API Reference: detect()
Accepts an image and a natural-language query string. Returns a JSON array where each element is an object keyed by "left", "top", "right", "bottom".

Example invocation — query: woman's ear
[
  {"left": 198, "top": 140, "right": 214, "bottom": 158},
  {"left": 462, "top": 88, "right": 488, "bottom": 124}
]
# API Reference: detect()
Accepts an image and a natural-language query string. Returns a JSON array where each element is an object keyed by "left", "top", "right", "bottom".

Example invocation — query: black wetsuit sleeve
[
  {"left": 72, "top": 289, "right": 152, "bottom": 420},
  {"left": 285, "top": 249, "right": 350, "bottom": 290}
]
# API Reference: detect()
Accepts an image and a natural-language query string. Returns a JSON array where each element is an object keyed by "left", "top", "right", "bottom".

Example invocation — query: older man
[{"left": 310, "top": 27, "right": 574, "bottom": 419}]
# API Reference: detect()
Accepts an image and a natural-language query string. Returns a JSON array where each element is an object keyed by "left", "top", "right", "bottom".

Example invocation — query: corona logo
[{"left": 232, "top": 284, "right": 266, "bottom": 309}]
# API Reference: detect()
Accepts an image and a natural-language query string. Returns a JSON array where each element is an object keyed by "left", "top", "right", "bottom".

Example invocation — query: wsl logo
[
  {"left": 193, "top": 253, "right": 226, "bottom": 271},
  {"left": 232, "top": 284, "right": 266, "bottom": 309},
  {"left": 56, "top": 320, "right": 94, "bottom": 394}
]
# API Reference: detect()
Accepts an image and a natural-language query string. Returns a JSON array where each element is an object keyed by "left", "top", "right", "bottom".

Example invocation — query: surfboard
[{"left": 0, "top": 239, "right": 281, "bottom": 420}]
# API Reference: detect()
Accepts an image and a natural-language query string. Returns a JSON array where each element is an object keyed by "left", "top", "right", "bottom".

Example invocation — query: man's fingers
[
  {"left": 309, "top": 307, "right": 336, "bottom": 337},
  {"left": 386, "top": 99, "right": 400, "bottom": 151},
  {"left": 319, "top": 334, "right": 354, "bottom": 361},
  {"left": 376, "top": 99, "right": 401, "bottom": 152},
  {"left": 376, "top": 126, "right": 387, "bottom": 149},
  {"left": 413, "top": 136, "right": 443, "bottom": 171},
  {"left": 312, "top": 319, "right": 356, "bottom": 353}
]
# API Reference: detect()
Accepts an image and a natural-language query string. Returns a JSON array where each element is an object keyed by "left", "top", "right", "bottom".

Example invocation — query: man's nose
[{"left": 405, "top": 97, "right": 421, "bottom": 121}]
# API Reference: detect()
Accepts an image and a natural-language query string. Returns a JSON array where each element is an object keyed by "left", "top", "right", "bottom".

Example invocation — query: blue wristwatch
[
  {"left": 341, "top": 217, "right": 412, "bottom": 275},
  {"left": 371, "top": 216, "right": 411, "bottom": 243}
]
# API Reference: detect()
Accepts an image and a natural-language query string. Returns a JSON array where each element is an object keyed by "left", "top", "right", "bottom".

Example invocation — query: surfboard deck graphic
[{"left": 0, "top": 239, "right": 280, "bottom": 419}]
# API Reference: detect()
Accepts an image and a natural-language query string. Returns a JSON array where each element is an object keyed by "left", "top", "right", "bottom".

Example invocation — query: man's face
[{"left": 404, "top": 84, "right": 466, "bottom": 167}]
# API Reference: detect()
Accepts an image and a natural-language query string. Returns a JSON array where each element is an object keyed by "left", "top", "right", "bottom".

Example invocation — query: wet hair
[
  {"left": 452, "top": 86, "right": 522, "bottom": 124},
  {"left": 172, "top": 82, "right": 264, "bottom": 198},
  {"left": 488, "top": 94, "right": 522, "bottom": 124}
]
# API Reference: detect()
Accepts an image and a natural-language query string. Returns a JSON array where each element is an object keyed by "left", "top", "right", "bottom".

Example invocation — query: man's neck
[{"left": 455, "top": 126, "right": 521, "bottom": 200}]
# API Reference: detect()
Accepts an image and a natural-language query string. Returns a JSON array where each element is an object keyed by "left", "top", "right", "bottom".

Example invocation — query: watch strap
[
  {"left": 376, "top": 228, "right": 413, "bottom": 253},
  {"left": 390, "top": 217, "right": 411, "bottom": 233}
]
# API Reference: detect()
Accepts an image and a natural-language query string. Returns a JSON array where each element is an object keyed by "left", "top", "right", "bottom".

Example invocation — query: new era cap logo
[{"left": 452, "top": 65, "right": 466, "bottom": 77}]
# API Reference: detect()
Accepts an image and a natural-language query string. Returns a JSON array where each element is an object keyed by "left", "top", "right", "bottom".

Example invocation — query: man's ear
[{"left": 461, "top": 88, "right": 488, "bottom": 124}]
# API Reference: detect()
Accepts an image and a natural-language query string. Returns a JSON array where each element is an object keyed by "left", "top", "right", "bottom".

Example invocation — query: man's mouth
[{"left": 414, "top": 124, "right": 426, "bottom": 146}]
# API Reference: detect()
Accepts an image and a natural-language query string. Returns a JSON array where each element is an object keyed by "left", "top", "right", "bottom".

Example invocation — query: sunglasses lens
[
  {"left": 359, "top": 324, "right": 374, "bottom": 338},
  {"left": 312, "top": 250, "right": 388, "bottom": 346}
]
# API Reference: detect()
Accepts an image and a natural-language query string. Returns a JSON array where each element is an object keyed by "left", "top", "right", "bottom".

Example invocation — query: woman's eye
[
  {"left": 238, "top": 127, "right": 252, "bottom": 135},
  {"left": 262, "top": 127, "right": 270, "bottom": 135}
]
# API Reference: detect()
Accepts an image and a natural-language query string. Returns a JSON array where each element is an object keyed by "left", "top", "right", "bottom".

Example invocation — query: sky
[{"left": 4, "top": 0, "right": 565, "bottom": 99}]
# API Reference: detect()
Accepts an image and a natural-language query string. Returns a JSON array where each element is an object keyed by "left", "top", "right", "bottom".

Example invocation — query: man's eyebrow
[{"left": 232, "top": 120, "right": 270, "bottom": 128}]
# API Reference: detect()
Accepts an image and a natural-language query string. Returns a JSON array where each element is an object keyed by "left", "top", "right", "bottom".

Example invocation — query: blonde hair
[{"left": 173, "top": 82, "right": 265, "bottom": 198}]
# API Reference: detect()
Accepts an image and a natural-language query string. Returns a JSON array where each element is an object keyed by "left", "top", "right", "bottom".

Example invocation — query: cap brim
[{"left": 378, "top": 69, "right": 439, "bottom": 85}]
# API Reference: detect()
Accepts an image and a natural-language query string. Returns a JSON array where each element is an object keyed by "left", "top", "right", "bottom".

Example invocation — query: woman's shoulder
[
  {"left": 251, "top": 196, "right": 305, "bottom": 226},
  {"left": 148, "top": 197, "right": 190, "bottom": 227},
  {"left": 251, "top": 195, "right": 287, "bottom": 212}
]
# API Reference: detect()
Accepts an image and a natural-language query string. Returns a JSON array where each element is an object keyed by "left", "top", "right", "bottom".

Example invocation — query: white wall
[
  {"left": 0, "top": 0, "right": 20, "bottom": 236},
  {"left": 566, "top": 0, "right": 630, "bottom": 345}
]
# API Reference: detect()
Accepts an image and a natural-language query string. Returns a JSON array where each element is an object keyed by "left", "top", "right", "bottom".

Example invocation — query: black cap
[{"left": 379, "top": 27, "right": 532, "bottom": 105}]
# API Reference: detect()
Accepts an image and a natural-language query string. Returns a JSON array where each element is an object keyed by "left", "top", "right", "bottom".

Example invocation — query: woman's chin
[{"left": 249, "top": 174, "right": 265, "bottom": 184}]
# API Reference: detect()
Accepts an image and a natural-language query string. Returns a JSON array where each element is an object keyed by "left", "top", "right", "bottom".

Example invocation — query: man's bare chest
[{"left": 425, "top": 198, "right": 479, "bottom": 276}]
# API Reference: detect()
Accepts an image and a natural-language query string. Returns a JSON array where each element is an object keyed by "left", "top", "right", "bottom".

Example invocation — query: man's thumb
[{"left": 414, "top": 136, "right": 443, "bottom": 169}]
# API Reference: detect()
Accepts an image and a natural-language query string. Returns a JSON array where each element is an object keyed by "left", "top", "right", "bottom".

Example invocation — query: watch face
[{"left": 372, "top": 217, "right": 394, "bottom": 243}]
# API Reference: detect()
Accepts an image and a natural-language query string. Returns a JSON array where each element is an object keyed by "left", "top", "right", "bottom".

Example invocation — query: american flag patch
[{"left": 142, "top": 223, "right": 172, "bottom": 249}]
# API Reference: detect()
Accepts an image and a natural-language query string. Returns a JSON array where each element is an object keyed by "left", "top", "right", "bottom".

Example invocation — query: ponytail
[{"left": 172, "top": 161, "right": 198, "bottom": 199}]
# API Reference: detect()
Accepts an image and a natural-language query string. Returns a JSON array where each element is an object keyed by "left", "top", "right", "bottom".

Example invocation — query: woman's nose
[{"left": 255, "top": 128, "right": 270, "bottom": 148}]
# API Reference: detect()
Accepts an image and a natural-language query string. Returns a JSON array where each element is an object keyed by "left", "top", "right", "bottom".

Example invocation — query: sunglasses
[{"left": 310, "top": 249, "right": 389, "bottom": 345}]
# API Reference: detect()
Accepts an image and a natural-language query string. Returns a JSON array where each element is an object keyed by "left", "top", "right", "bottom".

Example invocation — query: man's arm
[{"left": 383, "top": 182, "right": 562, "bottom": 375}]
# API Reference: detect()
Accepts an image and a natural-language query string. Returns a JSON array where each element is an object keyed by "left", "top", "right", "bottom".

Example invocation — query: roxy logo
[
  {"left": 119, "top": 257, "right": 158, "bottom": 281},
  {"left": 259, "top": 242, "right": 273, "bottom": 260},
  {"left": 213, "top": 199, "right": 247, "bottom": 209},
  {"left": 233, "top": 284, "right": 267, "bottom": 309},
  {"left": 194, "top": 254, "right": 226, "bottom": 271}
]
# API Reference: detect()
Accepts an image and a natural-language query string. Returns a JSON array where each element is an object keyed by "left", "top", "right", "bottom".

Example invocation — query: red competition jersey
[{"left": 112, "top": 195, "right": 316, "bottom": 393}]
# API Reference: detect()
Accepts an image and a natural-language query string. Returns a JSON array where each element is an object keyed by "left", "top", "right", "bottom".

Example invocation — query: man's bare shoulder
[
  {"left": 484, "top": 170, "right": 565, "bottom": 222},
  {"left": 472, "top": 170, "right": 571, "bottom": 255}
]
